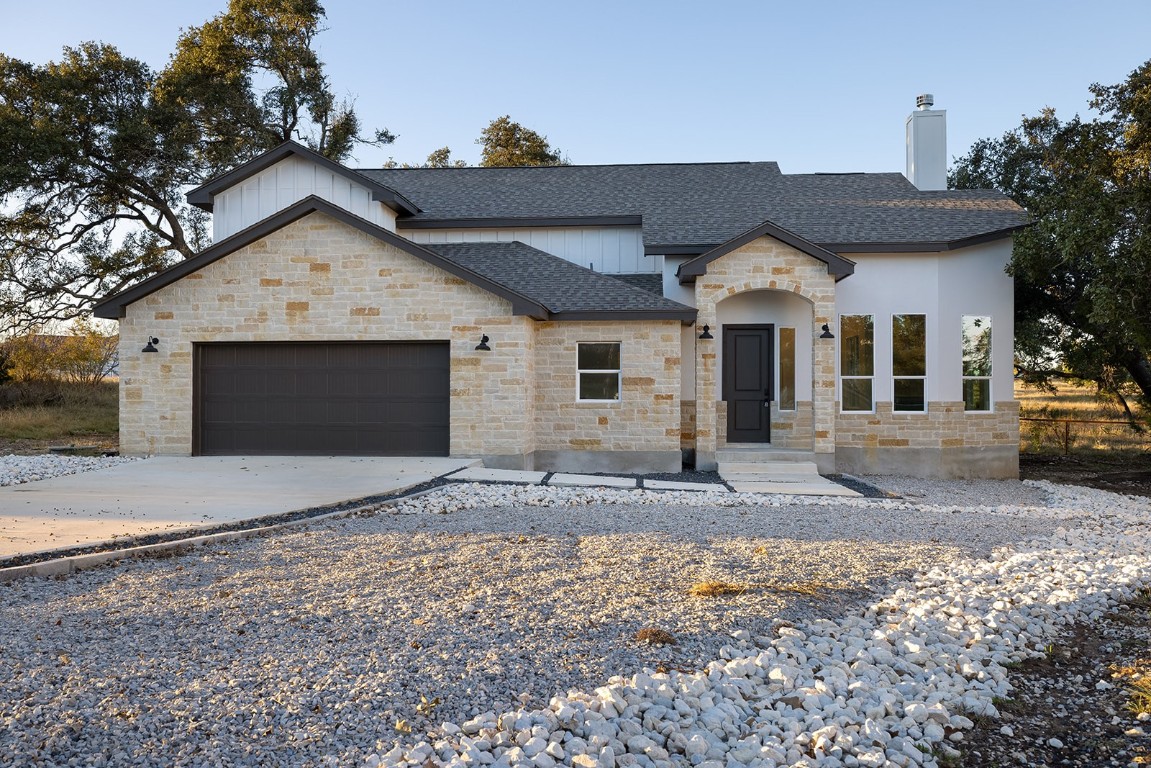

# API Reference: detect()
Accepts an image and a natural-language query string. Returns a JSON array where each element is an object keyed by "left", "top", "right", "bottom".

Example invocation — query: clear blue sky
[{"left": 2, "top": 1, "right": 1148, "bottom": 173}]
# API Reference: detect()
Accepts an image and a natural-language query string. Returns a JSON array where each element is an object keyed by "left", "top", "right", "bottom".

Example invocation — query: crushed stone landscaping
[{"left": 2, "top": 472, "right": 1147, "bottom": 766}]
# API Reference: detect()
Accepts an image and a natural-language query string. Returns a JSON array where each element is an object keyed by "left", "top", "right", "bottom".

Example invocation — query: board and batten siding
[
  {"left": 403, "top": 227, "right": 657, "bottom": 275},
  {"left": 211, "top": 156, "right": 398, "bottom": 241}
]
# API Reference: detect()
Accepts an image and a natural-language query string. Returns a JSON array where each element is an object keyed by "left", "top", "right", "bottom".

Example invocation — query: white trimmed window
[
  {"left": 892, "top": 314, "right": 927, "bottom": 412},
  {"left": 577, "top": 342, "right": 621, "bottom": 401},
  {"left": 778, "top": 327, "right": 796, "bottom": 411},
  {"left": 961, "top": 315, "right": 992, "bottom": 411},
  {"left": 840, "top": 314, "right": 874, "bottom": 412}
]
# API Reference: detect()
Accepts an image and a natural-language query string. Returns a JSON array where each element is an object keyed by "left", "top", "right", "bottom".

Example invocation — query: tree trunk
[{"left": 1119, "top": 347, "right": 1151, "bottom": 407}]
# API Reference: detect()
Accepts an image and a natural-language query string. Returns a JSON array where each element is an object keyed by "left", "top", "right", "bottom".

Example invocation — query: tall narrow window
[
  {"left": 778, "top": 327, "right": 796, "bottom": 411},
  {"left": 840, "top": 315, "right": 874, "bottom": 411},
  {"left": 892, "top": 314, "right": 927, "bottom": 412},
  {"left": 577, "top": 342, "right": 621, "bottom": 401},
  {"left": 961, "top": 316, "right": 992, "bottom": 411}
]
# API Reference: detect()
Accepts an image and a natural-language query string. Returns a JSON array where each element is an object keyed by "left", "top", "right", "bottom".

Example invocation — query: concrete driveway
[{"left": 0, "top": 456, "right": 476, "bottom": 560}]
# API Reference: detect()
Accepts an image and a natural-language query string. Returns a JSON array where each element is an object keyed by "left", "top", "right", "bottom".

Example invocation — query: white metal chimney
[{"left": 905, "top": 94, "right": 947, "bottom": 191}]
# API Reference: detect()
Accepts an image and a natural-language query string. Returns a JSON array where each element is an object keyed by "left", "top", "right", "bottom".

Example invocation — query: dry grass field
[
  {"left": 1016, "top": 381, "right": 1148, "bottom": 454},
  {"left": 0, "top": 380, "right": 118, "bottom": 454}
]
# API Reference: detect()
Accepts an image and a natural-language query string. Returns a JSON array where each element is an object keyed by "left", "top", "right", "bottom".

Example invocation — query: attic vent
[{"left": 916, "top": 93, "right": 934, "bottom": 110}]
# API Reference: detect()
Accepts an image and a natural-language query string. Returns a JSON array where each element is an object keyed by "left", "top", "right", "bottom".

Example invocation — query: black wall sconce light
[
  {"left": 475, "top": 334, "right": 491, "bottom": 351},
  {"left": 698, "top": 324, "right": 714, "bottom": 340},
  {"left": 142, "top": 337, "right": 160, "bottom": 353},
  {"left": 819, "top": 324, "right": 835, "bottom": 339}
]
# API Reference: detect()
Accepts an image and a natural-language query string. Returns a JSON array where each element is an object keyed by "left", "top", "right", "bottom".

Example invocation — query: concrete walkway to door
[{"left": 0, "top": 456, "right": 477, "bottom": 560}]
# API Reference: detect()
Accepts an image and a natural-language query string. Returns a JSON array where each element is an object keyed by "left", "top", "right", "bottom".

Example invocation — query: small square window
[{"left": 577, "top": 342, "right": 620, "bottom": 401}]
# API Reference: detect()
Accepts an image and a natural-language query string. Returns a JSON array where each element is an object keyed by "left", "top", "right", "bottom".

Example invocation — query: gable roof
[
  {"left": 361, "top": 164, "right": 1027, "bottom": 254},
  {"left": 677, "top": 219, "right": 855, "bottom": 283},
  {"left": 186, "top": 141, "right": 419, "bottom": 216},
  {"left": 94, "top": 196, "right": 544, "bottom": 320},
  {"left": 424, "top": 243, "right": 695, "bottom": 320},
  {"left": 92, "top": 196, "right": 694, "bottom": 323}
]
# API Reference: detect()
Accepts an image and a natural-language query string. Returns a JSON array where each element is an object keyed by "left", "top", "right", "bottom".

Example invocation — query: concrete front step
[
  {"left": 725, "top": 479, "right": 861, "bottom": 497},
  {"left": 715, "top": 446, "right": 816, "bottom": 464},
  {"left": 719, "top": 461, "right": 820, "bottom": 477}
]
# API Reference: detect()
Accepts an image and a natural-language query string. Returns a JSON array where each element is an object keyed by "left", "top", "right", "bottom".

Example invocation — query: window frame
[
  {"left": 961, "top": 315, "right": 993, "bottom": 413},
  {"left": 777, "top": 326, "right": 796, "bottom": 412},
  {"left": 576, "top": 341, "right": 622, "bottom": 403},
  {"left": 891, "top": 313, "right": 927, "bottom": 413},
  {"left": 839, "top": 314, "right": 875, "bottom": 413}
]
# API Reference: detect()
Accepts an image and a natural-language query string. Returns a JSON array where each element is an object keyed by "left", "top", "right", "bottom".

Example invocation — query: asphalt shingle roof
[
  {"left": 423, "top": 242, "right": 694, "bottom": 317},
  {"left": 359, "top": 164, "right": 1027, "bottom": 251}
]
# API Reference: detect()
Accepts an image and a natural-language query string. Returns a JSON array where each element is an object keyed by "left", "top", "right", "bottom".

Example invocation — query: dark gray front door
[
  {"left": 722, "top": 325, "right": 773, "bottom": 443},
  {"left": 195, "top": 342, "right": 450, "bottom": 456}
]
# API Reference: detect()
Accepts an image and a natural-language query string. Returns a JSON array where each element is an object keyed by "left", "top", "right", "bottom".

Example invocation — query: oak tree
[
  {"left": 950, "top": 60, "right": 1151, "bottom": 413},
  {"left": 0, "top": 0, "right": 392, "bottom": 331},
  {"left": 476, "top": 115, "right": 567, "bottom": 167}
]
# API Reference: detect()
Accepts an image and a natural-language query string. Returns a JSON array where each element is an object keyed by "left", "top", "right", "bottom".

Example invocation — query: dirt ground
[
  {"left": 1021, "top": 451, "right": 1151, "bottom": 498},
  {"left": 0, "top": 434, "right": 118, "bottom": 456}
]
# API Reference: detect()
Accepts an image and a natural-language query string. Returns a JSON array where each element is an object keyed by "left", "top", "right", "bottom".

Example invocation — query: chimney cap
[{"left": 916, "top": 93, "right": 935, "bottom": 110}]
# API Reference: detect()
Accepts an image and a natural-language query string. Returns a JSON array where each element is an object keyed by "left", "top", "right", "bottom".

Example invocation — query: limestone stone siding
[
  {"left": 694, "top": 237, "right": 837, "bottom": 467},
  {"left": 117, "top": 212, "right": 533, "bottom": 458},
  {"left": 769, "top": 402, "right": 814, "bottom": 450},
  {"left": 680, "top": 400, "right": 696, "bottom": 451},
  {"left": 835, "top": 400, "right": 1020, "bottom": 477},
  {"left": 836, "top": 401, "right": 1019, "bottom": 449},
  {"left": 533, "top": 321, "right": 681, "bottom": 454}
]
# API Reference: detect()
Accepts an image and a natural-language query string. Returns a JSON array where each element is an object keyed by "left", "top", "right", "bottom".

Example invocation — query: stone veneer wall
[
  {"left": 694, "top": 238, "right": 836, "bottom": 471},
  {"left": 680, "top": 401, "right": 696, "bottom": 453},
  {"left": 532, "top": 320, "right": 682, "bottom": 472},
  {"left": 117, "top": 212, "right": 535, "bottom": 461},
  {"left": 714, "top": 401, "right": 813, "bottom": 451},
  {"left": 835, "top": 401, "right": 1020, "bottom": 478},
  {"left": 769, "top": 402, "right": 815, "bottom": 450}
]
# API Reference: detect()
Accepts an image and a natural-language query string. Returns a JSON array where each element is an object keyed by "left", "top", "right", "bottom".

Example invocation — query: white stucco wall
[
  {"left": 212, "top": 156, "right": 398, "bottom": 240},
  {"left": 403, "top": 227, "right": 655, "bottom": 275},
  {"left": 834, "top": 240, "right": 1013, "bottom": 406}
]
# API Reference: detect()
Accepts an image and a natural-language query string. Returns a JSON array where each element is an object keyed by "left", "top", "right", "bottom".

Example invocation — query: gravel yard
[{"left": 0, "top": 476, "right": 1108, "bottom": 767}]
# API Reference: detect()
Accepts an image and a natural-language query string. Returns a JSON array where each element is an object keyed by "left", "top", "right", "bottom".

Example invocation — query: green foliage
[
  {"left": 0, "top": 0, "right": 392, "bottom": 332},
  {"left": 951, "top": 59, "right": 1151, "bottom": 411},
  {"left": 477, "top": 115, "right": 567, "bottom": 167},
  {"left": 423, "top": 146, "right": 466, "bottom": 168}
]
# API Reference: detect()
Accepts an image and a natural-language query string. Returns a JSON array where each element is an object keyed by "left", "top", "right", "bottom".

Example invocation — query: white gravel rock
[
  {"left": 0, "top": 452, "right": 134, "bottom": 487},
  {"left": 0, "top": 476, "right": 1146, "bottom": 768}
]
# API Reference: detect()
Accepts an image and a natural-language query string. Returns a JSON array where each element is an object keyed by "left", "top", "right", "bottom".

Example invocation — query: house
[{"left": 93, "top": 97, "right": 1027, "bottom": 478}]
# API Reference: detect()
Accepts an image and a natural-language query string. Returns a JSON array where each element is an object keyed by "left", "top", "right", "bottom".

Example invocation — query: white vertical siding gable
[{"left": 211, "top": 155, "right": 397, "bottom": 240}]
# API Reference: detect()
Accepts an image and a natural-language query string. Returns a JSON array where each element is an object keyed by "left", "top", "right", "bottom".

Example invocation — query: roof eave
[
  {"left": 548, "top": 309, "right": 698, "bottom": 323},
  {"left": 675, "top": 220, "right": 855, "bottom": 284},
  {"left": 820, "top": 223, "right": 1030, "bottom": 254},
  {"left": 398, "top": 215, "right": 642, "bottom": 230}
]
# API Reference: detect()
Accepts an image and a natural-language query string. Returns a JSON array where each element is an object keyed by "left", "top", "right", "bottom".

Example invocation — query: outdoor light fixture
[
  {"left": 820, "top": 324, "right": 835, "bottom": 339},
  {"left": 142, "top": 337, "right": 160, "bottom": 353},
  {"left": 698, "top": 324, "right": 714, "bottom": 340},
  {"left": 475, "top": 334, "right": 491, "bottom": 351}
]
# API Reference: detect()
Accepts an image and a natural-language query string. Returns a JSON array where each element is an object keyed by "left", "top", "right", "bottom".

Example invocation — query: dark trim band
[{"left": 399, "top": 215, "right": 643, "bottom": 230}]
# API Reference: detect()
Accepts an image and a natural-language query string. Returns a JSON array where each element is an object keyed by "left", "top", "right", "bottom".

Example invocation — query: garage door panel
[{"left": 197, "top": 342, "right": 450, "bottom": 456}]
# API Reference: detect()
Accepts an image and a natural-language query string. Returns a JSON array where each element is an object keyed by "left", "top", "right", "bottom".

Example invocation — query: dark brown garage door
[{"left": 195, "top": 342, "right": 450, "bottom": 456}]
